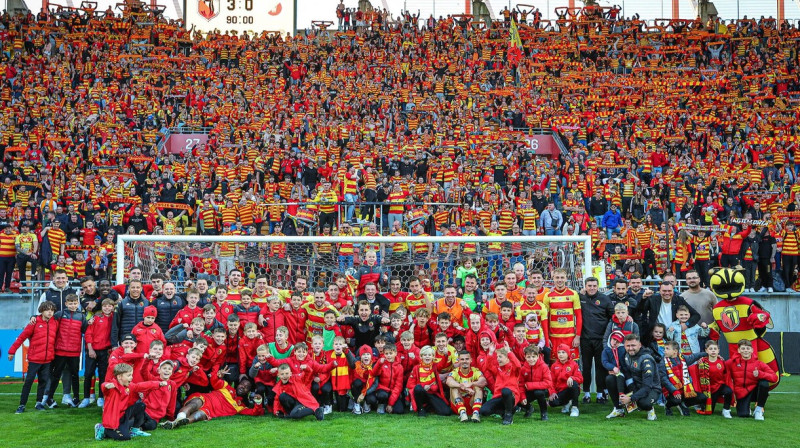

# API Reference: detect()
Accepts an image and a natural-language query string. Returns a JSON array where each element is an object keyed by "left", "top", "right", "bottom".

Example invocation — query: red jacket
[
  {"left": 106, "top": 347, "right": 145, "bottom": 381},
  {"left": 131, "top": 322, "right": 166, "bottom": 354},
  {"left": 272, "top": 376, "right": 319, "bottom": 415},
  {"left": 483, "top": 351, "right": 522, "bottom": 402},
  {"left": 508, "top": 337, "right": 530, "bottom": 361},
  {"left": 171, "top": 358, "right": 208, "bottom": 388},
  {"left": 412, "top": 322, "right": 433, "bottom": 348},
  {"left": 143, "top": 379, "right": 178, "bottom": 421},
  {"left": 310, "top": 350, "right": 333, "bottom": 386},
  {"left": 280, "top": 307, "right": 308, "bottom": 345},
  {"left": 212, "top": 300, "right": 234, "bottom": 323},
  {"left": 375, "top": 358, "right": 404, "bottom": 406},
  {"left": 169, "top": 306, "right": 203, "bottom": 329},
  {"left": 406, "top": 363, "right": 444, "bottom": 410},
  {"left": 86, "top": 312, "right": 113, "bottom": 351},
  {"left": 238, "top": 334, "right": 264, "bottom": 373},
  {"left": 53, "top": 309, "right": 87, "bottom": 357},
  {"left": 396, "top": 344, "right": 420, "bottom": 382},
  {"left": 726, "top": 355, "right": 778, "bottom": 399},
  {"left": 9, "top": 315, "right": 57, "bottom": 364},
  {"left": 234, "top": 304, "right": 261, "bottom": 327},
  {"left": 200, "top": 339, "right": 228, "bottom": 372},
  {"left": 550, "top": 358, "right": 584, "bottom": 392},
  {"left": 259, "top": 308, "right": 285, "bottom": 343},
  {"left": 519, "top": 357, "right": 555, "bottom": 395},
  {"left": 224, "top": 329, "right": 241, "bottom": 364},
  {"left": 101, "top": 377, "right": 160, "bottom": 430}
]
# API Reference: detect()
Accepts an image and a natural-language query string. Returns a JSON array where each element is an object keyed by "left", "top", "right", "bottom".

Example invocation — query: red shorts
[{"left": 550, "top": 336, "right": 579, "bottom": 360}]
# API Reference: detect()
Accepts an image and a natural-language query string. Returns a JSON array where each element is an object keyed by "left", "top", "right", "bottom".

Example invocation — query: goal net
[{"left": 116, "top": 235, "right": 592, "bottom": 292}]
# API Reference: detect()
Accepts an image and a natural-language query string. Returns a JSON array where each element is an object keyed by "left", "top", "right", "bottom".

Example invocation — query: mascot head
[{"left": 709, "top": 268, "right": 745, "bottom": 301}]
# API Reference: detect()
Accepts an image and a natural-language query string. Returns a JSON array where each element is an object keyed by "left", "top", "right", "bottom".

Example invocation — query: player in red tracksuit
[
  {"left": 726, "top": 339, "right": 779, "bottom": 420},
  {"left": 282, "top": 293, "right": 308, "bottom": 344},
  {"left": 238, "top": 323, "right": 265, "bottom": 379},
  {"left": 272, "top": 364, "right": 325, "bottom": 420},
  {"left": 141, "top": 360, "right": 179, "bottom": 430},
  {"left": 200, "top": 328, "right": 229, "bottom": 372},
  {"left": 170, "top": 290, "right": 203, "bottom": 328},
  {"left": 47, "top": 294, "right": 88, "bottom": 407},
  {"left": 309, "top": 335, "right": 334, "bottom": 414},
  {"left": 9, "top": 301, "right": 58, "bottom": 413},
  {"left": 259, "top": 296, "right": 286, "bottom": 343},
  {"left": 96, "top": 363, "right": 162, "bottom": 441},
  {"left": 223, "top": 316, "right": 242, "bottom": 383},
  {"left": 479, "top": 345, "right": 522, "bottom": 425},
  {"left": 83, "top": 298, "right": 114, "bottom": 407},
  {"left": 397, "top": 332, "right": 420, "bottom": 383},
  {"left": 350, "top": 345, "right": 379, "bottom": 415},
  {"left": 549, "top": 344, "right": 584, "bottom": 417},
  {"left": 171, "top": 349, "right": 209, "bottom": 389},
  {"left": 519, "top": 345, "right": 555, "bottom": 420},
  {"left": 131, "top": 306, "right": 166, "bottom": 355},
  {"left": 408, "top": 346, "right": 451, "bottom": 416},
  {"left": 106, "top": 334, "right": 147, "bottom": 381},
  {"left": 160, "top": 365, "right": 263, "bottom": 430},
  {"left": 374, "top": 344, "right": 405, "bottom": 414}
]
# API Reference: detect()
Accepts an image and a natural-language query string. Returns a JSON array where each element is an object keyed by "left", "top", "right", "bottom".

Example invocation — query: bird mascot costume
[{"left": 707, "top": 268, "right": 780, "bottom": 389}]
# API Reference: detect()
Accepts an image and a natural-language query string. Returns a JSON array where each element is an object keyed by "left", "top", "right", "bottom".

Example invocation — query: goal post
[{"left": 116, "top": 234, "right": 593, "bottom": 291}]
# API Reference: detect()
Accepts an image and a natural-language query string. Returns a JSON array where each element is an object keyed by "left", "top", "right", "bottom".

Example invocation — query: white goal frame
[{"left": 116, "top": 235, "right": 592, "bottom": 286}]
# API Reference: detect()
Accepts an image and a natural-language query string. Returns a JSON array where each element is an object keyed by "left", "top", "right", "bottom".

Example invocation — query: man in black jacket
[
  {"left": 579, "top": 277, "right": 614, "bottom": 404},
  {"left": 606, "top": 334, "right": 660, "bottom": 420},
  {"left": 111, "top": 280, "right": 150, "bottom": 346},
  {"left": 637, "top": 282, "right": 701, "bottom": 345},
  {"left": 589, "top": 191, "right": 608, "bottom": 226}
]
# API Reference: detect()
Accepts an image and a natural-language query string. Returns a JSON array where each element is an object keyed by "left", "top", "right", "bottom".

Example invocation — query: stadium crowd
[
  {"left": 0, "top": 2, "right": 799, "bottom": 293},
  {"left": 2, "top": 1, "right": 788, "bottom": 438}
]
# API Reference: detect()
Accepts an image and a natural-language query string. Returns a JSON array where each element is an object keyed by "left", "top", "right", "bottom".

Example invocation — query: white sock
[
  {"left": 755, "top": 406, "right": 764, "bottom": 413},
  {"left": 176, "top": 412, "right": 187, "bottom": 420},
  {"left": 42, "top": 395, "right": 49, "bottom": 402},
  {"left": 583, "top": 392, "right": 590, "bottom": 398},
  {"left": 90, "top": 394, "right": 96, "bottom": 399},
  {"left": 63, "top": 394, "right": 71, "bottom": 401}
]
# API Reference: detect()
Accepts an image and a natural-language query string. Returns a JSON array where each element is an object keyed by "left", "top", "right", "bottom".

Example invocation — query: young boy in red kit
[
  {"left": 445, "top": 350, "right": 486, "bottom": 422},
  {"left": 549, "top": 344, "right": 583, "bottom": 417},
  {"left": 374, "top": 343, "right": 406, "bottom": 414},
  {"left": 433, "top": 332, "right": 458, "bottom": 375},
  {"left": 199, "top": 327, "right": 229, "bottom": 372},
  {"left": 106, "top": 334, "right": 146, "bottom": 382},
  {"left": 272, "top": 364, "right": 325, "bottom": 420},
  {"left": 233, "top": 289, "right": 261, "bottom": 327},
  {"left": 309, "top": 335, "right": 334, "bottom": 415},
  {"left": 47, "top": 294, "right": 87, "bottom": 408},
  {"left": 726, "top": 339, "right": 778, "bottom": 420},
  {"left": 411, "top": 308, "right": 433, "bottom": 348},
  {"left": 282, "top": 293, "right": 308, "bottom": 344},
  {"left": 238, "top": 322, "right": 265, "bottom": 381},
  {"left": 508, "top": 324, "right": 530, "bottom": 361},
  {"left": 9, "top": 301, "right": 58, "bottom": 413},
  {"left": 139, "top": 340, "right": 167, "bottom": 382},
  {"left": 95, "top": 363, "right": 164, "bottom": 441},
  {"left": 166, "top": 317, "right": 207, "bottom": 358},
  {"left": 141, "top": 360, "right": 178, "bottom": 430},
  {"left": 172, "top": 348, "right": 210, "bottom": 391},
  {"left": 691, "top": 340, "right": 734, "bottom": 418},
  {"left": 329, "top": 336, "right": 356, "bottom": 412},
  {"left": 160, "top": 365, "right": 263, "bottom": 429},
  {"left": 397, "top": 331, "right": 420, "bottom": 383},
  {"left": 479, "top": 345, "right": 521, "bottom": 425},
  {"left": 210, "top": 286, "right": 233, "bottom": 322},
  {"left": 223, "top": 315, "right": 242, "bottom": 383},
  {"left": 322, "top": 310, "right": 343, "bottom": 351},
  {"left": 432, "top": 312, "right": 464, "bottom": 343},
  {"left": 131, "top": 306, "right": 166, "bottom": 355},
  {"left": 170, "top": 289, "right": 203, "bottom": 328},
  {"left": 498, "top": 302, "right": 517, "bottom": 334},
  {"left": 520, "top": 345, "right": 554, "bottom": 421},
  {"left": 201, "top": 304, "right": 225, "bottom": 332},
  {"left": 408, "top": 346, "right": 451, "bottom": 417},
  {"left": 81, "top": 298, "right": 114, "bottom": 408},
  {"left": 249, "top": 344, "right": 278, "bottom": 410},
  {"left": 484, "top": 312, "right": 510, "bottom": 345},
  {"left": 351, "top": 345, "right": 378, "bottom": 415}
]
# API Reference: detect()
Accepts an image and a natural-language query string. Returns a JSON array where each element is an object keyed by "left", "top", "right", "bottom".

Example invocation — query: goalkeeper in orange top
[{"left": 542, "top": 269, "right": 582, "bottom": 361}]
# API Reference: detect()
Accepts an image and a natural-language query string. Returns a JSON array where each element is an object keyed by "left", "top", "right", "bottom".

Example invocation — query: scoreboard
[{"left": 184, "top": 0, "right": 295, "bottom": 36}]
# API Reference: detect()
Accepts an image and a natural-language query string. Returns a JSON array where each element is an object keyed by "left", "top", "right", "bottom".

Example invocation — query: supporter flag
[{"left": 508, "top": 18, "right": 523, "bottom": 66}]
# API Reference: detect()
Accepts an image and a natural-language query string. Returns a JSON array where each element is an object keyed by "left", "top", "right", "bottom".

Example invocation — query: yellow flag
[{"left": 509, "top": 18, "right": 522, "bottom": 49}]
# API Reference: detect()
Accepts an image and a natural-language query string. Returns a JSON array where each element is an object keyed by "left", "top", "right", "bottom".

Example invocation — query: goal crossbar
[{"left": 116, "top": 234, "right": 592, "bottom": 286}]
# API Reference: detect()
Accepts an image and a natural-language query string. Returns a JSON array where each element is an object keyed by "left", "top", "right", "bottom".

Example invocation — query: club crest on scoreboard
[{"left": 198, "top": 0, "right": 220, "bottom": 20}]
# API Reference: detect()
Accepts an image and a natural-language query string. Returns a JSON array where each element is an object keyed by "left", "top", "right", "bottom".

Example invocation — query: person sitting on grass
[
  {"left": 160, "top": 365, "right": 263, "bottom": 430},
  {"left": 658, "top": 340, "right": 707, "bottom": 416},
  {"left": 272, "top": 363, "right": 325, "bottom": 420},
  {"left": 94, "top": 363, "right": 164, "bottom": 441}
]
